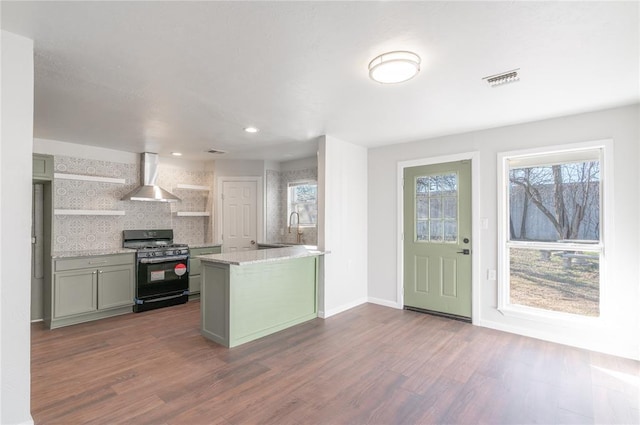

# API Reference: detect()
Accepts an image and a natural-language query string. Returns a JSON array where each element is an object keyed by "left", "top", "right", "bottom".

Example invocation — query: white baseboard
[
  {"left": 30, "top": 318, "right": 43, "bottom": 323},
  {"left": 319, "top": 297, "right": 367, "bottom": 319},
  {"left": 367, "top": 297, "right": 402, "bottom": 309}
]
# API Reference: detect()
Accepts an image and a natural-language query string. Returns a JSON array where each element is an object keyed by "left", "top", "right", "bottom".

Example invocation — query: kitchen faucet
[{"left": 288, "top": 211, "right": 303, "bottom": 244}]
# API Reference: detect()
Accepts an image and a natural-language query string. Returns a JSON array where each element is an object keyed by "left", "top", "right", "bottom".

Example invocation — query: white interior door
[{"left": 222, "top": 180, "right": 258, "bottom": 252}]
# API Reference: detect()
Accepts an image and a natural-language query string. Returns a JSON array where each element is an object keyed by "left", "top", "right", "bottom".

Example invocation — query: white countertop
[
  {"left": 198, "top": 246, "right": 327, "bottom": 266},
  {"left": 186, "top": 243, "right": 222, "bottom": 249},
  {"left": 52, "top": 248, "right": 136, "bottom": 259}
]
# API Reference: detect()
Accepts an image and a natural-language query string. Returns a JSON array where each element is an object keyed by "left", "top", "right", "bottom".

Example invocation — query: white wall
[
  {"left": 280, "top": 156, "right": 317, "bottom": 172},
  {"left": 0, "top": 30, "right": 35, "bottom": 425},
  {"left": 318, "top": 135, "right": 368, "bottom": 317},
  {"left": 213, "top": 159, "right": 265, "bottom": 177},
  {"left": 33, "top": 138, "right": 138, "bottom": 164},
  {"left": 368, "top": 104, "right": 640, "bottom": 360}
]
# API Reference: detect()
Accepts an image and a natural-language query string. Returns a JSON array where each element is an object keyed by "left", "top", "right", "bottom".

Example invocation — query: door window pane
[
  {"left": 443, "top": 196, "right": 457, "bottom": 219},
  {"left": 417, "top": 220, "right": 428, "bottom": 241},
  {"left": 430, "top": 220, "right": 443, "bottom": 242},
  {"left": 444, "top": 221, "right": 457, "bottom": 242},
  {"left": 416, "top": 197, "right": 428, "bottom": 219},
  {"left": 429, "top": 198, "right": 442, "bottom": 219},
  {"left": 415, "top": 173, "right": 458, "bottom": 243}
]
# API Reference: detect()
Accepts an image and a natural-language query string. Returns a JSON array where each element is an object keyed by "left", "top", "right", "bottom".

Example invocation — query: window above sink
[{"left": 287, "top": 180, "right": 317, "bottom": 227}]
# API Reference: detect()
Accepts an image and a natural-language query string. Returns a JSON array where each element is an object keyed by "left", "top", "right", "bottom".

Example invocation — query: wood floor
[{"left": 31, "top": 301, "right": 639, "bottom": 425}]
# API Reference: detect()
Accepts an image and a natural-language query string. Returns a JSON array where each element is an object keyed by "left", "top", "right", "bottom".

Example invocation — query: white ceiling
[{"left": 2, "top": 1, "right": 638, "bottom": 161}]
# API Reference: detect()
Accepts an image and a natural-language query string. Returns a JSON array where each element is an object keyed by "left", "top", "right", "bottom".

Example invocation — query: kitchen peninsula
[{"left": 198, "top": 246, "right": 325, "bottom": 348}]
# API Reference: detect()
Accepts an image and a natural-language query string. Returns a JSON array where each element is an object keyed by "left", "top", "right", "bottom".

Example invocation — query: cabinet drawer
[
  {"left": 55, "top": 254, "right": 134, "bottom": 272},
  {"left": 189, "top": 246, "right": 221, "bottom": 256},
  {"left": 189, "top": 246, "right": 221, "bottom": 276}
]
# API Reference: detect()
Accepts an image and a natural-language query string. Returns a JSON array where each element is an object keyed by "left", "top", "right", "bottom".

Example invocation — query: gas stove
[{"left": 123, "top": 229, "right": 191, "bottom": 312}]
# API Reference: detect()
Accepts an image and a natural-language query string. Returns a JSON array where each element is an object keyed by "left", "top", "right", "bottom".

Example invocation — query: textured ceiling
[{"left": 2, "top": 1, "right": 638, "bottom": 161}]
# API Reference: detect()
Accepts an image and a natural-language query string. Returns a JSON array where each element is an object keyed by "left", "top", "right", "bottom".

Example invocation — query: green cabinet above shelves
[{"left": 33, "top": 154, "right": 54, "bottom": 181}]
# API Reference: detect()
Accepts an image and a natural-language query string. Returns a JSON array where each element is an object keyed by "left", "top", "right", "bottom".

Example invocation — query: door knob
[
  {"left": 250, "top": 240, "right": 256, "bottom": 245},
  {"left": 457, "top": 249, "right": 470, "bottom": 255}
]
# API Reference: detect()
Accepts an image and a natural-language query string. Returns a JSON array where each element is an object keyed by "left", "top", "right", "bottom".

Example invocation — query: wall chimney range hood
[{"left": 121, "top": 153, "right": 180, "bottom": 203}]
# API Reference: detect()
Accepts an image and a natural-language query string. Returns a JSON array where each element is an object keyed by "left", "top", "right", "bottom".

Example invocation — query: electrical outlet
[{"left": 487, "top": 269, "right": 497, "bottom": 281}]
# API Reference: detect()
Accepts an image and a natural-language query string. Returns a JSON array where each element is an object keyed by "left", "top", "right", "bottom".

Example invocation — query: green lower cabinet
[
  {"left": 48, "top": 253, "right": 135, "bottom": 329},
  {"left": 97, "top": 265, "right": 137, "bottom": 310},
  {"left": 54, "top": 269, "right": 98, "bottom": 318},
  {"left": 188, "top": 246, "right": 221, "bottom": 297},
  {"left": 201, "top": 256, "right": 318, "bottom": 348}
]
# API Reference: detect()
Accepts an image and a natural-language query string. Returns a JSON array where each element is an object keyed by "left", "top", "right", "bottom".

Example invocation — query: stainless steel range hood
[{"left": 121, "top": 153, "right": 180, "bottom": 203}]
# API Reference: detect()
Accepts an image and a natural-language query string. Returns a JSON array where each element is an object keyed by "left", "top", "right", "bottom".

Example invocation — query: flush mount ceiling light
[
  {"left": 368, "top": 51, "right": 421, "bottom": 84},
  {"left": 244, "top": 127, "right": 259, "bottom": 133},
  {"left": 483, "top": 69, "right": 520, "bottom": 87}
]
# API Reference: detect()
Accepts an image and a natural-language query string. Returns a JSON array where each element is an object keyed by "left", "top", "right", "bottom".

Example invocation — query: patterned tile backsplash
[
  {"left": 266, "top": 166, "right": 318, "bottom": 246},
  {"left": 53, "top": 155, "right": 213, "bottom": 252}
]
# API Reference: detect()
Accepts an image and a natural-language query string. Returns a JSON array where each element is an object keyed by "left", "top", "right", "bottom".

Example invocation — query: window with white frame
[
  {"left": 287, "top": 181, "right": 317, "bottom": 226},
  {"left": 499, "top": 145, "right": 605, "bottom": 318}
]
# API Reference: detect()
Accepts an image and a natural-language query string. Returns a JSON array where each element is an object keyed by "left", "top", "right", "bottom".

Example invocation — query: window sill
[{"left": 498, "top": 303, "right": 605, "bottom": 329}]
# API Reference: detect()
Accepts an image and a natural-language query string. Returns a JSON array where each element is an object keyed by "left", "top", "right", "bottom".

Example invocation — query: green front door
[{"left": 403, "top": 160, "right": 472, "bottom": 318}]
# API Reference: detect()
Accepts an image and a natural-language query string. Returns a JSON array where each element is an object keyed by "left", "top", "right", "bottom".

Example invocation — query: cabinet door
[
  {"left": 97, "top": 264, "right": 134, "bottom": 310},
  {"left": 189, "top": 257, "right": 203, "bottom": 277},
  {"left": 188, "top": 247, "right": 220, "bottom": 295},
  {"left": 53, "top": 269, "right": 98, "bottom": 318},
  {"left": 33, "top": 154, "right": 54, "bottom": 181},
  {"left": 189, "top": 274, "right": 202, "bottom": 294}
]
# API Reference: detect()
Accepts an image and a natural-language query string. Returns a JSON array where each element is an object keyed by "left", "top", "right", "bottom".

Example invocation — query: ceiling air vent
[
  {"left": 207, "top": 149, "right": 226, "bottom": 155},
  {"left": 483, "top": 69, "right": 520, "bottom": 87}
]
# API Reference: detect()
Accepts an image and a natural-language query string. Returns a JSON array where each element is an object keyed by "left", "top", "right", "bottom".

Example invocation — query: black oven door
[{"left": 137, "top": 256, "right": 189, "bottom": 300}]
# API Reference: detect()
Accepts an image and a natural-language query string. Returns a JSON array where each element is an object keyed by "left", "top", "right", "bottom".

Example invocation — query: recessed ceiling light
[
  {"left": 368, "top": 51, "right": 421, "bottom": 84},
  {"left": 244, "top": 127, "right": 259, "bottom": 133},
  {"left": 171, "top": 152, "right": 182, "bottom": 156}
]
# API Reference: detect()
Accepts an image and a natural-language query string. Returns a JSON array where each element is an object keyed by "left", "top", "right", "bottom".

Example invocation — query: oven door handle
[
  {"left": 139, "top": 255, "right": 189, "bottom": 264},
  {"left": 136, "top": 292, "right": 189, "bottom": 304}
]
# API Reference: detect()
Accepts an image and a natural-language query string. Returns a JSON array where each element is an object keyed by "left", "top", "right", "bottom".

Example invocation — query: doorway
[
  {"left": 398, "top": 154, "right": 479, "bottom": 321},
  {"left": 31, "top": 180, "right": 52, "bottom": 322},
  {"left": 218, "top": 177, "right": 263, "bottom": 252},
  {"left": 31, "top": 183, "right": 44, "bottom": 320}
]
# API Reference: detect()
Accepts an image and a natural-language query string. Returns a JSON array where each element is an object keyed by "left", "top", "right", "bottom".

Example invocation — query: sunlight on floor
[{"left": 591, "top": 365, "right": 640, "bottom": 388}]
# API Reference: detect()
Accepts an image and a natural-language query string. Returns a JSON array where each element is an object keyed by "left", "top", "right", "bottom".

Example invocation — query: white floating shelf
[
  {"left": 55, "top": 173, "right": 126, "bottom": 184},
  {"left": 55, "top": 209, "right": 126, "bottom": 216},
  {"left": 175, "top": 211, "right": 210, "bottom": 217},
  {"left": 175, "top": 184, "right": 210, "bottom": 191}
]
